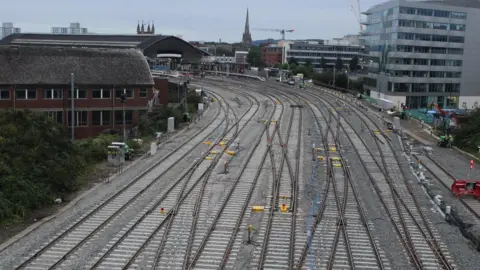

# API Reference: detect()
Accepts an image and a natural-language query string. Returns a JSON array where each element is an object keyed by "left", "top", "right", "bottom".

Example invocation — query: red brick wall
[
  {"left": 0, "top": 85, "right": 153, "bottom": 139},
  {"left": 153, "top": 78, "right": 169, "bottom": 106}
]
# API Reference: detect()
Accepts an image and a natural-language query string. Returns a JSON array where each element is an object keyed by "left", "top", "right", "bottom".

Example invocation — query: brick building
[
  {"left": 261, "top": 45, "right": 282, "bottom": 66},
  {"left": 0, "top": 46, "right": 154, "bottom": 139}
]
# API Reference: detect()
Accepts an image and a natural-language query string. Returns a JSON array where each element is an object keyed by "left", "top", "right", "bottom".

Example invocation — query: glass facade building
[{"left": 361, "top": 0, "right": 480, "bottom": 110}]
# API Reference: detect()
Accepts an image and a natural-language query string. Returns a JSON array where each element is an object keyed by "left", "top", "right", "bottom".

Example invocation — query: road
[{"left": 0, "top": 79, "right": 477, "bottom": 269}]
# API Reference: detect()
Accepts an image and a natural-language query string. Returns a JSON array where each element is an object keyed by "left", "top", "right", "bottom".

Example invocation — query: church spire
[
  {"left": 151, "top": 21, "right": 155, "bottom": 34},
  {"left": 244, "top": 8, "right": 250, "bottom": 34},
  {"left": 147, "top": 21, "right": 151, "bottom": 33},
  {"left": 141, "top": 20, "right": 145, "bottom": 33},
  {"left": 137, "top": 20, "right": 140, "bottom": 34},
  {"left": 242, "top": 8, "right": 252, "bottom": 47}
]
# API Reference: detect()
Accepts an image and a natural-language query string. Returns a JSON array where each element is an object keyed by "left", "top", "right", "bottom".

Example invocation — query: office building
[
  {"left": 1, "top": 22, "right": 21, "bottom": 39},
  {"left": 51, "top": 22, "right": 88, "bottom": 35},
  {"left": 286, "top": 39, "right": 362, "bottom": 69},
  {"left": 361, "top": 0, "right": 480, "bottom": 109}
]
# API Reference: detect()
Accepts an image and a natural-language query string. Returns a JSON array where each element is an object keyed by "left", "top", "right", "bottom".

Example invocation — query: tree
[
  {"left": 0, "top": 110, "right": 88, "bottom": 223},
  {"left": 247, "top": 46, "right": 262, "bottom": 67},
  {"left": 335, "top": 73, "right": 349, "bottom": 88},
  {"left": 452, "top": 109, "right": 480, "bottom": 152},
  {"left": 281, "top": 63, "right": 290, "bottom": 70},
  {"left": 305, "top": 59, "right": 313, "bottom": 68},
  {"left": 320, "top": 57, "right": 327, "bottom": 69},
  {"left": 290, "top": 63, "right": 298, "bottom": 71},
  {"left": 335, "top": 57, "right": 344, "bottom": 70},
  {"left": 288, "top": 57, "right": 298, "bottom": 65},
  {"left": 349, "top": 56, "right": 360, "bottom": 72},
  {"left": 273, "top": 63, "right": 282, "bottom": 69}
]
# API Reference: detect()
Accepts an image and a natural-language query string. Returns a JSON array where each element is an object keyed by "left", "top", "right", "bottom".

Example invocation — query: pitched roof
[
  {"left": 0, "top": 33, "right": 210, "bottom": 56},
  {"left": 0, "top": 46, "right": 154, "bottom": 86}
]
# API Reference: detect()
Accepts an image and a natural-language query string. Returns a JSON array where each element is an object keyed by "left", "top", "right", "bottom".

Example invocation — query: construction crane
[
  {"left": 350, "top": 0, "right": 364, "bottom": 32},
  {"left": 252, "top": 28, "right": 294, "bottom": 40}
]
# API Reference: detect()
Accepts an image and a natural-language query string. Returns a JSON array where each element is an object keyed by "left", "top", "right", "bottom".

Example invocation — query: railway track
[
  {"left": 285, "top": 92, "right": 388, "bottom": 270},
  {"left": 11, "top": 92, "right": 237, "bottom": 270},
  {"left": 307, "top": 88, "right": 455, "bottom": 269},
  {"left": 411, "top": 154, "right": 480, "bottom": 220},
  {"left": 81, "top": 91, "right": 259, "bottom": 270}
]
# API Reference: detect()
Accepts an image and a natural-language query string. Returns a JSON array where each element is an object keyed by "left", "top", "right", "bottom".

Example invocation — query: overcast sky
[{"left": 1, "top": 0, "right": 384, "bottom": 42}]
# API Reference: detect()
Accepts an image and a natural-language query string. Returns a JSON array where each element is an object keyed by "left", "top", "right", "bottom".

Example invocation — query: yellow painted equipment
[
  {"left": 260, "top": 119, "right": 265, "bottom": 124},
  {"left": 210, "top": 150, "right": 218, "bottom": 154},
  {"left": 384, "top": 129, "right": 393, "bottom": 132},
  {"left": 205, "top": 156, "right": 214, "bottom": 160},
  {"left": 330, "top": 157, "right": 341, "bottom": 161},
  {"left": 317, "top": 156, "right": 325, "bottom": 161},
  {"left": 276, "top": 100, "right": 280, "bottom": 104},
  {"left": 374, "top": 130, "right": 380, "bottom": 134},
  {"left": 203, "top": 141, "right": 211, "bottom": 145},
  {"left": 225, "top": 150, "right": 236, "bottom": 156},
  {"left": 219, "top": 141, "right": 226, "bottom": 146},
  {"left": 279, "top": 195, "right": 291, "bottom": 199},
  {"left": 252, "top": 206, "right": 265, "bottom": 212},
  {"left": 271, "top": 120, "right": 277, "bottom": 123},
  {"left": 332, "top": 162, "right": 342, "bottom": 167},
  {"left": 160, "top": 208, "right": 165, "bottom": 215},
  {"left": 330, "top": 147, "right": 337, "bottom": 152},
  {"left": 315, "top": 147, "right": 322, "bottom": 151},
  {"left": 281, "top": 204, "right": 289, "bottom": 213}
]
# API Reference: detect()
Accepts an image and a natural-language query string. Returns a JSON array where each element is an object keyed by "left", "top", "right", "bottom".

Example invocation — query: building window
[
  {"left": 44, "top": 89, "right": 63, "bottom": 99},
  {"left": 68, "top": 89, "right": 87, "bottom": 99},
  {"left": 16, "top": 89, "right": 37, "bottom": 100},
  {"left": 399, "top": 7, "right": 416, "bottom": 15},
  {"left": 139, "top": 88, "right": 148, "bottom": 98},
  {"left": 115, "top": 110, "right": 133, "bottom": 125},
  {"left": 44, "top": 111, "right": 63, "bottom": 125},
  {"left": 92, "top": 111, "right": 111, "bottom": 126},
  {"left": 434, "top": 10, "right": 450, "bottom": 18},
  {"left": 449, "top": 36, "right": 464, "bottom": 43},
  {"left": 115, "top": 89, "right": 134, "bottom": 99},
  {"left": 92, "top": 89, "right": 111, "bottom": 99},
  {"left": 450, "top": 12, "right": 467, "bottom": 20},
  {"left": 67, "top": 111, "right": 88, "bottom": 127},
  {"left": 0, "top": 89, "right": 10, "bottom": 100},
  {"left": 417, "top": 8, "right": 433, "bottom": 16}
]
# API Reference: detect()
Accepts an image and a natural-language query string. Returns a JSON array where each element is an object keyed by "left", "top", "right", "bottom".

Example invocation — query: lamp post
[
  {"left": 120, "top": 92, "right": 127, "bottom": 142},
  {"left": 70, "top": 73, "right": 75, "bottom": 141}
]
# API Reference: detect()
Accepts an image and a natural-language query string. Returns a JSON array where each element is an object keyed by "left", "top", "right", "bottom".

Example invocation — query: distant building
[
  {"left": 0, "top": 46, "right": 154, "bottom": 139},
  {"left": 361, "top": 0, "right": 479, "bottom": 109},
  {"left": 261, "top": 44, "right": 283, "bottom": 66},
  {"left": 136, "top": 21, "right": 155, "bottom": 34},
  {"left": 1, "top": 22, "right": 21, "bottom": 39},
  {"left": 286, "top": 40, "right": 362, "bottom": 68},
  {"left": 325, "top": 35, "right": 360, "bottom": 45},
  {"left": 52, "top": 22, "right": 88, "bottom": 35},
  {"left": 241, "top": 8, "right": 252, "bottom": 47}
]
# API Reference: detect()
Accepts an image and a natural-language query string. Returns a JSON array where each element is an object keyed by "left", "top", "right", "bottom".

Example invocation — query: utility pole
[
  {"left": 120, "top": 92, "right": 127, "bottom": 142},
  {"left": 70, "top": 73, "right": 75, "bottom": 141},
  {"left": 333, "top": 68, "right": 336, "bottom": 86}
]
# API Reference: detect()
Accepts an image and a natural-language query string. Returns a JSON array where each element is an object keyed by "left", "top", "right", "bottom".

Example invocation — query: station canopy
[{"left": 0, "top": 33, "right": 210, "bottom": 61}]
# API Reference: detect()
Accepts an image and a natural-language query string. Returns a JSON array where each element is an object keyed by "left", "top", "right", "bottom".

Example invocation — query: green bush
[
  {"left": 76, "top": 134, "right": 121, "bottom": 163},
  {"left": 0, "top": 110, "right": 87, "bottom": 223},
  {"left": 453, "top": 109, "right": 480, "bottom": 153}
]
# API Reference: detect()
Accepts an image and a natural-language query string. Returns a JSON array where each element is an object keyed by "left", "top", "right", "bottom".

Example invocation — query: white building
[
  {"left": 51, "top": 22, "right": 88, "bottom": 35},
  {"left": 361, "top": 0, "right": 480, "bottom": 110},
  {"left": 286, "top": 39, "right": 363, "bottom": 69},
  {"left": 1, "top": 22, "right": 21, "bottom": 39}
]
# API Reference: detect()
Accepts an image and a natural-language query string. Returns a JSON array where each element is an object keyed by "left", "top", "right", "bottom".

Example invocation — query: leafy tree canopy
[
  {"left": 453, "top": 109, "right": 480, "bottom": 153},
  {"left": 0, "top": 110, "right": 87, "bottom": 223},
  {"left": 349, "top": 56, "right": 360, "bottom": 72},
  {"left": 335, "top": 57, "right": 344, "bottom": 70},
  {"left": 247, "top": 46, "right": 262, "bottom": 67}
]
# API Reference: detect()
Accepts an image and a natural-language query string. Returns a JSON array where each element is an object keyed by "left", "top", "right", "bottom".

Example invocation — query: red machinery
[{"left": 451, "top": 180, "right": 480, "bottom": 199}]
